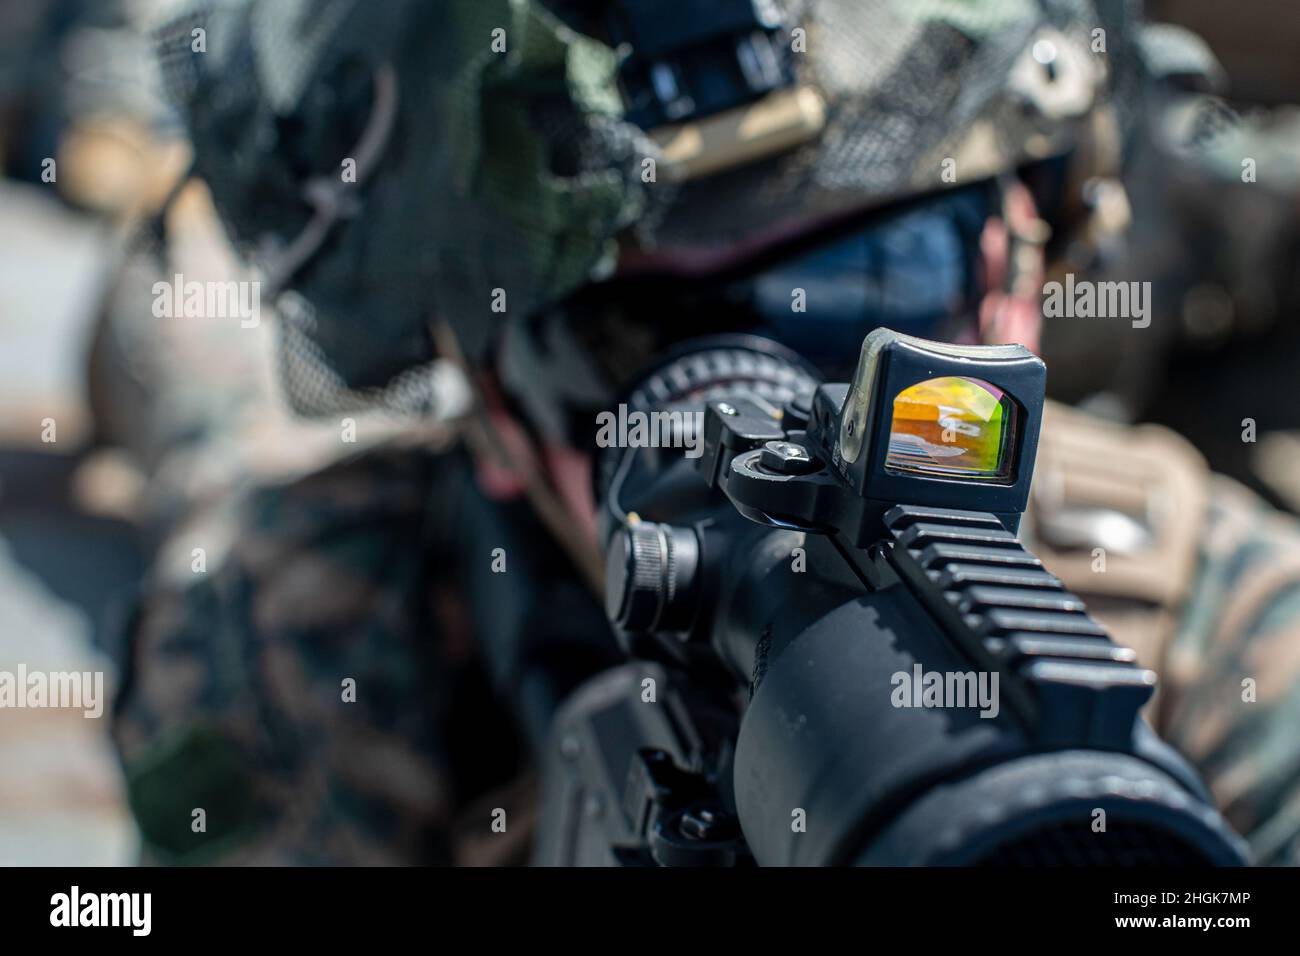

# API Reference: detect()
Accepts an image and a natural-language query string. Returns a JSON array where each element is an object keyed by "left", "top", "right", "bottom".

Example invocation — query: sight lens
[{"left": 885, "top": 377, "right": 1013, "bottom": 480}]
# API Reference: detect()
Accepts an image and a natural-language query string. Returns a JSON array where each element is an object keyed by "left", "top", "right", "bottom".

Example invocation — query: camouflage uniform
[
  {"left": 1164, "top": 477, "right": 1300, "bottom": 866},
  {"left": 112, "top": 443, "right": 548, "bottom": 865}
]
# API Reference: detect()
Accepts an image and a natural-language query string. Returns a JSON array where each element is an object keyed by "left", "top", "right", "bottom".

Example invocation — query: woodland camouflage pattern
[
  {"left": 114, "top": 448, "right": 470, "bottom": 864},
  {"left": 1159, "top": 476, "right": 1300, "bottom": 866},
  {"left": 112, "top": 442, "right": 558, "bottom": 866}
]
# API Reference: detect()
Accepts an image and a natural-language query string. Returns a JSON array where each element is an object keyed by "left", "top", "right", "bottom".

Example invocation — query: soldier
[{"left": 109, "top": 0, "right": 1300, "bottom": 865}]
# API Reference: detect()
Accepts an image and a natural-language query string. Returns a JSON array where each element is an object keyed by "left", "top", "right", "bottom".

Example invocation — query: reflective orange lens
[{"left": 885, "top": 377, "right": 1012, "bottom": 479}]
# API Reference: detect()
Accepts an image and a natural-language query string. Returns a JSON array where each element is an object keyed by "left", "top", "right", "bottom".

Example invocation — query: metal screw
[{"left": 759, "top": 440, "right": 816, "bottom": 475}]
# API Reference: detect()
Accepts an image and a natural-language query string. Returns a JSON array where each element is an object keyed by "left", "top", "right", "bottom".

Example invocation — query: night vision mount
[{"left": 547, "top": 0, "right": 825, "bottom": 180}]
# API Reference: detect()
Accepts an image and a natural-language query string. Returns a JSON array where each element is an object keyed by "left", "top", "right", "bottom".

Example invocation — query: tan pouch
[{"left": 1023, "top": 401, "right": 1210, "bottom": 687}]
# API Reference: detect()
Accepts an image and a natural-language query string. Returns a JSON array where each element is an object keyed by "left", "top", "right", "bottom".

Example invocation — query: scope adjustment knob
[{"left": 605, "top": 522, "right": 701, "bottom": 634}]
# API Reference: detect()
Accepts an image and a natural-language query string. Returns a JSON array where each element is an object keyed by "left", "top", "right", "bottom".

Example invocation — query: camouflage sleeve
[
  {"left": 111, "top": 445, "right": 497, "bottom": 865},
  {"left": 1027, "top": 402, "right": 1300, "bottom": 865},
  {"left": 1157, "top": 475, "right": 1300, "bottom": 866}
]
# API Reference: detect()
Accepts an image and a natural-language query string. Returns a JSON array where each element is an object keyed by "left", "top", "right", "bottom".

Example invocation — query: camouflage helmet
[{"left": 152, "top": 0, "right": 1148, "bottom": 416}]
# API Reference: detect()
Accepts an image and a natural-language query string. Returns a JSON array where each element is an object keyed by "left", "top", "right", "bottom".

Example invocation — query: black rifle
[{"left": 528, "top": 329, "right": 1248, "bottom": 866}]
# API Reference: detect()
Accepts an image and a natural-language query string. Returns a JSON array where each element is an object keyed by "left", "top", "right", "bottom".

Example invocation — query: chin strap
[
  {"left": 260, "top": 63, "right": 400, "bottom": 297},
  {"left": 430, "top": 320, "right": 605, "bottom": 595}
]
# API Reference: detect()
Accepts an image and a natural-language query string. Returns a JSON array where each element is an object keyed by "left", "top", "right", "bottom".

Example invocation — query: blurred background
[
  {"left": 0, "top": 0, "right": 422, "bottom": 864},
  {"left": 0, "top": 0, "right": 1298, "bottom": 865}
]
